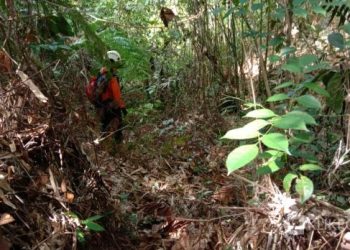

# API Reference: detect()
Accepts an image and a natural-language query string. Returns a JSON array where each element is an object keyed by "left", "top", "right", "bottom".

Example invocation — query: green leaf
[
  {"left": 298, "top": 54, "right": 318, "bottom": 67},
  {"left": 222, "top": 127, "right": 259, "bottom": 140},
  {"left": 270, "top": 36, "right": 284, "bottom": 47},
  {"left": 54, "top": 15, "right": 74, "bottom": 36},
  {"left": 252, "top": 3, "right": 264, "bottom": 11},
  {"left": 0, "top": 0, "right": 5, "bottom": 12},
  {"left": 295, "top": 175, "right": 314, "bottom": 203},
  {"left": 342, "top": 23, "right": 350, "bottom": 35},
  {"left": 299, "top": 164, "right": 323, "bottom": 171},
  {"left": 244, "top": 102, "right": 264, "bottom": 109},
  {"left": 296, "top": 95, "right": 322, "bottom": 110},
  {"left": 261, "top": 133, "right": 290, "bottom": 154},
  {"left": 76, "top": 229, "right": 85, "bottom": 243},
  {"left": 261, "top": 45, "right": 268, "bottom": 50},
  {"left": 84, "top": 221, "right": 105, "bottom": 232},
  {"left": 312, "top": 6, "right": 327, "bottom": 16},
  {"left": 284, "top": 111, "right": 317, "bottom": 125},
  {"left": 243, "top": 119, "right": 270, "bottom": 131},
  {"left": 257, "top": 165, "right": 273, "bottom": 175},
  {"left": 328, "top": 32, "right": 345, "bottom": 49},
  {"left": 271, "top": 110, "right": 317, "bottom": 131},
  {"left": 304, "top": 62, "right": 331, "bottom": 72},
  {"left": 259, "top": 150, "right": 284, "bottom": 160},
  {"left": 326, "top": 73, "right": 344, "bottom": 114},
  {"left": 271, "top": 116, "right": 308, "bottom": 131},
  {"left": 304, "top": 82, "right": 330, "bottom": 97},
  {"left": 265, "top": 150, "right": 283, "bottom": 157},
  {"left": 268, "top": 159, "right": 284, "bottom": 171},
  {"left": 283, "top": 173, "right": 298, "bottom": 192},
  {"left": 212, "top": 7, "right": 223, "bottom": 16},
  {"left": 280, "top": 47, "right": 296, "bottom": 56},
  {"left": 245, "top": 109, "right": 277, "bottom": 118},
  {"left": 257, "top": 159, "right": 284, "bottom": 175},
  {"left": 274, "top": 81, "right": 293, "bottom": 90},
  {"left": 82, "top": 214, "right": 104, "bottom": 224},
  {"left": 273, "top": 7, "right": 285, "bottom": 20},
  {"left": 292, "top": 150, "right": 318, "bottom": 162},
  {"left": 293, "top": 7, "right": 308, "bottom": 18},
  {"left": 260, "top": 150, "right": 279, "bottom": 159},
  {"left": 223, "top": 7, "right": 234, "bottom": 19},
  {"left": 267, "top": 93, "right": 289, "bottom": 102},
  {"left": 268, "top": 55, "right": 281, "bottom": 63},
  {"left": 291, "top": 131, "right": 314, "bottom": 144},
  {"left": 282, "top": 63, "right": 302, "bottom": 73},
  {"left": 226, "top": 144, "right": 259, "bottom": 174}
]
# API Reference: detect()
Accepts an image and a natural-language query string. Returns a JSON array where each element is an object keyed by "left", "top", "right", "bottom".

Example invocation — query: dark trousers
[{"left": 99, "top": 107, "right": 123, "bottom": 143}]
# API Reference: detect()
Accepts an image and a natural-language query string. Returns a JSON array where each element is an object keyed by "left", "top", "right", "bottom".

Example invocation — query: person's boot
[{"left": 114, "top": 131, "right": 123, "bottom": 144}]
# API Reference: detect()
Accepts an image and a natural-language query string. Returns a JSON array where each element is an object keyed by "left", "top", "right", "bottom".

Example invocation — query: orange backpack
[{"left": 85, "top": 72, "right": 109, "bottom": 106}]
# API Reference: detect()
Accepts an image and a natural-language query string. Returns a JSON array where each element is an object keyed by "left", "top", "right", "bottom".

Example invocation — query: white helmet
[{"left": 107, "top": 50, "right": 121, "bottom": 63}]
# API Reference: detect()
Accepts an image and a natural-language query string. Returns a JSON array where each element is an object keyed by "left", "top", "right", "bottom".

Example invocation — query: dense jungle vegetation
[{"left": 1, "top": 0, "right": 350, "bottom": 249}]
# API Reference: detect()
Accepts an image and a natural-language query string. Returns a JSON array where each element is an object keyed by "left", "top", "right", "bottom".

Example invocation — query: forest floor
[
  {"left": 1, "top": 77, "right": 251, "bottom": 249},
  {"left": 2, "top": 79, "right": 349, "bottom": 249},
  {"left": 80, "top": 105, "right": 248, "bottom": 249}
]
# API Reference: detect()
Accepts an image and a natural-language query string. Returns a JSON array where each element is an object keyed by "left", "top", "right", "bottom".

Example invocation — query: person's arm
[{"left": 110, "top": 77, "right": 126, "bottom": 108}]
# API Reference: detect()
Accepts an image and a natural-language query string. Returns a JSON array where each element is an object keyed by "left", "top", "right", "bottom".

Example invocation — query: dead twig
[
  {"left": 175, "top": 214, "right": 244, "bottom": 223},
  {"left": 336, "top": 228, "right": 347, "bottom": 250}
]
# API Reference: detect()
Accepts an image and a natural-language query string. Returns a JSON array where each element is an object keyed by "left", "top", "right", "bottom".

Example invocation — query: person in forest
[{"left": 86, "top": 50, "right": 127, "bottom": 143}]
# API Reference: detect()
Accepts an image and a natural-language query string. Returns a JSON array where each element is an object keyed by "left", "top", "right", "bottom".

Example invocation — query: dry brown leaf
[
  {"left": 171, "top": 230, "right": 191, "bottom": 250},
  {"left": 27, "top": 115, "right": 33, "bottom": 124},
  {"left": 0, "top": 235, "right": 11, "bottom": 250},
  {"left": 0, "top": 213, "right": 15, "bottom": 226},
  {"left": 39, "top": 243, "right": 51, "bottom": 250},
  {"left": 7, "top": 166, "right": 15, "bottom": 181},
  {"left": 16, "top": 96, "right": 23, "bottom": 109},
  {"left": 20, "top": 160, "right": 32, "bottom": 171},
  {"left": 48, "top": 168, "right": 59, "bottom": 196},
  {"left": 37, "top": 173, "right": 49, "bottom": 186},
  {"left": 8, "top": 141, "right": 16, "bottom": 153},
  {"left": 16, "top": 70, "right": 48, "bottom": 103},
  {"left": 212, "top": 185, "right": 235, "bottom": 204},
  {"left": 73, "top": 112, "right": 80, "bottom": 119},
  {"left": 0, "top": 152, "right": 21, "bottom": 160},
  {"left": 0, "top": 50, "right": 12, "bottom": 73},
  {"left": 24, "top": 32, "right": 39, "bottom": 44},
  {"left": 64, "top": 192, "right": 74, "bottom": 203},
  {"left": 0, "top": 174, "right": 13, "bottom": 192},
  {"left": 0, "top": 189, "right": 16, "bottom": 209},
  {"left": 60, "top": 179, "right": 67, "bottom": 193},
  {"left": 166, "top": 220, "right": 189, "bottom": 235},
  {"left": 140, "top": 202, "right": 172, "bottom": 218}
]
